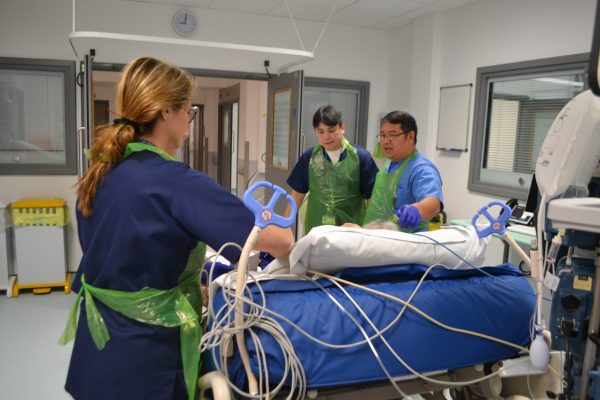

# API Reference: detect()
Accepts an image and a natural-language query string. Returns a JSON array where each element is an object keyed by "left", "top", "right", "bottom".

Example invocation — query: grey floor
[{"left": 0, "top": 290, "right": 74, "bottom": 400}]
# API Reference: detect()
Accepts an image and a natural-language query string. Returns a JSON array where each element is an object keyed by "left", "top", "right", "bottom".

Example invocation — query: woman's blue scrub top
[{"left": 65, "top": 150, "right": 255, "bottom": 399}]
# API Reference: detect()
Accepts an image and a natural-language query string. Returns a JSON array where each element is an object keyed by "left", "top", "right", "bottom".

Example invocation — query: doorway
[
  {"left": 218, "top": 84, "right": 240, "bottom": 195},
  {"left": 90, "top": 70, "right": 268, "bottom": 197},
  {"left": 87, "top": 65, "right": 370, "bottom": 223}
]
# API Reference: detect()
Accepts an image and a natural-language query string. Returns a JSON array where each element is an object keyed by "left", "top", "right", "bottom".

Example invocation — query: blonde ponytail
[
  {"left": 76, "top": 123, "right": 136, "bottom": 216},
  {"left": 75, "top": 56, "right": 195, "bottom": 216}
]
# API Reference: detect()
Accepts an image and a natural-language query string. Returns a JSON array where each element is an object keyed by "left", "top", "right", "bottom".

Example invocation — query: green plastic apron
[
  {"left": 60, "top": 142, "right": 204, "bottom": 400},
  {"left": 363, "top": 149, "right": 427, "bottom": 232},
  {"left": 305, "top": 138, "right": 365, "bottom": 234}
]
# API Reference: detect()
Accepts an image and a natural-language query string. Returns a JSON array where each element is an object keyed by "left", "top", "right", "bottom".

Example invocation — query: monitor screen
[{"left": 525, "top": 174, "right": 540, "bottom": 213}]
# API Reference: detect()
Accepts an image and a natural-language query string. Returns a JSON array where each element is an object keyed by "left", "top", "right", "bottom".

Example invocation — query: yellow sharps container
[{"left": 9, "top": 198, "right": 71, "bottom": 297}]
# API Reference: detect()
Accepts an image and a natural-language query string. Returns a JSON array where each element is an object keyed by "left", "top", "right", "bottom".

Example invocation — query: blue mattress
[{"left": 204, "top": 263, "right": 535, "bottom": 389}]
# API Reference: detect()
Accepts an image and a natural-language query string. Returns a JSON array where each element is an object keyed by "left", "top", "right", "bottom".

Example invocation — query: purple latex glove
[
  {"left": 395, "top": 205, "right": 421, "bottom": 229},
  {"left": 202, "top": 261, "right": 234, "bottom": 284}
]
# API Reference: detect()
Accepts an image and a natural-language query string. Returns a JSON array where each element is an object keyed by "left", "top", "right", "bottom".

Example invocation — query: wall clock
[{"left": 173, "top": 9, "right": 196, "bottom": 37}]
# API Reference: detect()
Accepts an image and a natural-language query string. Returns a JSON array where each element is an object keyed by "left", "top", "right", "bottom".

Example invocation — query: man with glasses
[
  {"left": 285, "top": 105, "right": 379, "bottom": 235},
  {"left": 363, "top": 110, "right": 443, "bottom": 232}
]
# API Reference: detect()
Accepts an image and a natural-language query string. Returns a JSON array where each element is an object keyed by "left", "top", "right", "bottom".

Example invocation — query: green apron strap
[
  {"left": 123, "top": 142, "right": 178, "bottom": 161},
  {"left": 59, "top": 243, "right": 206, "bottom": 400}
]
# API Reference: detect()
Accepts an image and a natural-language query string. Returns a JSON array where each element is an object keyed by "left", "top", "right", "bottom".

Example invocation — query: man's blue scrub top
[
  {"left": 388, "top": 151, "right": 444, "bottom": 212},
  {"left": 65, "top": 151, "right": 255, "bottom": 399}
]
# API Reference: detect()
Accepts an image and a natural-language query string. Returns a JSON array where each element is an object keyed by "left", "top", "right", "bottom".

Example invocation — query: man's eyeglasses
[
  {"left": 377, "top": 131, "right": 406, "bottom": 140},
  {"left": 187, "top": 107, "right": 197, "bottom": 123}
]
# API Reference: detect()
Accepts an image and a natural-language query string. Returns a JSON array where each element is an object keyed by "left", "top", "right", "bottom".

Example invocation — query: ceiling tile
[
  {"left": 408, "top": 0, "right": 441, "bottom": 4},
  {"left": 208, "top": 0, "right": 281, "bottom": 14},
  {"left": 434, "top": 0, "right": 480, "bottom": 8},
  {"left": 268, "top": 3, "right": 335, "bottom": 21},
  {"left": 330, "top": 8, "right": 392, "bottom": 28},
  {"left": 284, "top": 0, "right": 356, "bottom": 7},
  {"left": 123, "top": 0, "right": 214, "bottom": 7},
  {"left": 344, "top": 0, "right": 424, "bottom": 17},
  {"left": 376, "top": 16, "right": 413, "bottom": 30},
  {"left": 400, "top": 3, "right": 449, "bottom": 19}
]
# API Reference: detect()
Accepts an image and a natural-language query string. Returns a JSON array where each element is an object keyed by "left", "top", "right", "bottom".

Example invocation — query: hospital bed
[{"left": 198, "top": 183, "right": 563, "bottom": 400}]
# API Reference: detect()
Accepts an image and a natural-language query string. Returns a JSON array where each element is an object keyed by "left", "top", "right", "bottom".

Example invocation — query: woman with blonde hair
[{"left": 60, "top": 57, "right": 293, "bottom": 400}]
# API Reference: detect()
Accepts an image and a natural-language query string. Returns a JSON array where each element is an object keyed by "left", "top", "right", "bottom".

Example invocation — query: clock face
[{"left": 173, "top": 9, "right": 196, "bottom": 37}]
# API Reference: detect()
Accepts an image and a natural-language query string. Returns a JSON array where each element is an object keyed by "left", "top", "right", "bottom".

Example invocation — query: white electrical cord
[
  {"left": 203, "top": 265, "right": 561, "bottom": 398},
  {"left": 200, "top": 221, "right": 562, "bottom": 398}
]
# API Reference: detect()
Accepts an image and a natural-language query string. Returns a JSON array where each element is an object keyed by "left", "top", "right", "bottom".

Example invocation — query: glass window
[
  {"left": 0, "top": 58, "right": 76, "bottom": 175},
  {"left": 270, "top": 88, "right": 291, "bottom": 170},
  {"left": 302, "top": 77, "right": 369, "bottom": 152},
  {"left": 469, "top": 54, "right": 588, "bottom": 199}
]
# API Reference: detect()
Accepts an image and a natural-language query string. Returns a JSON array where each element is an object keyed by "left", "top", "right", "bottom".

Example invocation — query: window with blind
[
  {"left": 0, "top": 58, "right": 76, "bottom": 175},
  {"left": 469, "top": 54, "right": 588, "bottom": 199}
]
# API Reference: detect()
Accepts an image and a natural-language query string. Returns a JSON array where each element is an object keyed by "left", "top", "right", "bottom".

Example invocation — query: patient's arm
[
  {"left": 413, "top": 196, "right": 441, "bottom": 221},
  {"left": 284, "top": 190, "right": 305, "bottom": 217},
  {"left": 255, "top": 225, "right": 294, "bottom": 259}
]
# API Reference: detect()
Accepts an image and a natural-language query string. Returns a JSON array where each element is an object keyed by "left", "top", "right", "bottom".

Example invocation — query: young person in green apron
[
  {"left": 359, "top": 111, "right": 443, "bottom": 232},
  {"left": 61, "top": 57, "right": 294, "bottom": 400},
  {"left": 286, "top": 105, "right": 378, "bottom": 235}
]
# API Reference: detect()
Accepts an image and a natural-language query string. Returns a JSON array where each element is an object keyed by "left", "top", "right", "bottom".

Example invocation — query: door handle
[
  {"left": 189, "top": 106, "right": 199, "bottom": 169},
  {"left": 77, "top": 127, "right": 86, "bottom": 179}
]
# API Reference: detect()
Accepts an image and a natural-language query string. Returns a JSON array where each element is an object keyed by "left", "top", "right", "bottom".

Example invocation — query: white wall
[
  {"left": 407, "top": 0, "right": 597, "bottom": 223},
  {"left": 387, "top": 24, "right": 414, "bottom": 112},
  {"left": 0, "top": 0, "right": 85, "bottom": 272}
]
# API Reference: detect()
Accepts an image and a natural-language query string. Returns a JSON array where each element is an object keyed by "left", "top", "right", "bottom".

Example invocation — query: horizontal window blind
[
  {"left": 483, "top": 71, "right": 585, "bottom": 175},
  {"left": 0, "top": 70, "right": 65, "bottom": 154}
]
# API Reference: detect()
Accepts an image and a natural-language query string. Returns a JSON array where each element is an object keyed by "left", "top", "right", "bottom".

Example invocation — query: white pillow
[{"left": 289, "top": 225, "right": 489, "bottom": 275}]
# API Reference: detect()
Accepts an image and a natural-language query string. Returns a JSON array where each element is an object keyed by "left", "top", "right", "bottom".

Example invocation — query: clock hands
[{"left": 174, "top": 10, "right": 194, "bottom": 35}]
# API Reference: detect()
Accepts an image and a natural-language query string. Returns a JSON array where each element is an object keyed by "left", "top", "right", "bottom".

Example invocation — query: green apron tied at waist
[
  {"left": 59, "top": 242, "right": 207, "bottom": 400},
  {"left": 364, "top": 149, "right": 427, "bottom": 232}
]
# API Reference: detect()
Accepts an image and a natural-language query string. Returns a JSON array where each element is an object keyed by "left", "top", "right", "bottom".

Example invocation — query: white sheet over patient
[{"left": 289, "top": 225, "right": 488, "bottom": 274}]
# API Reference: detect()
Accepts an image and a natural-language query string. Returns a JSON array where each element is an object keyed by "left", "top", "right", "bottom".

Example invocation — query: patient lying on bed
[{"left": 287, "top": 224, "right": 489, "bottom": 275}]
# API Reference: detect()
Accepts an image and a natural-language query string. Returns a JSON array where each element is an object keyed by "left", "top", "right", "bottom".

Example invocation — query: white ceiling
[
  {"left": 93, "top": 0, "right": 481, "bottom": 83},
  {"left": 127, "top": 0, "right": 480, "bottom": 30}
]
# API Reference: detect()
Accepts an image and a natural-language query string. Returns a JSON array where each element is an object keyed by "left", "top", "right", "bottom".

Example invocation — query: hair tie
[{"left": 113, "top": 117, "right": 140, "bottom": 131}]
